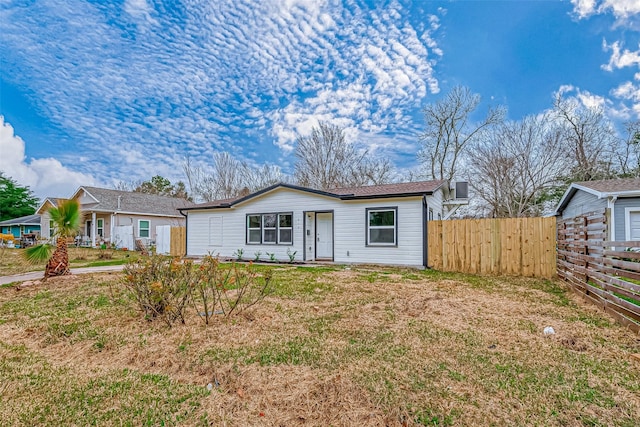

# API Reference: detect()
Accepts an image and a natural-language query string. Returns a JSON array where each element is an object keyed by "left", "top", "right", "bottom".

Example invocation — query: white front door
[{"left": 316, "top": 213, "right": 333, "bottom": 259}]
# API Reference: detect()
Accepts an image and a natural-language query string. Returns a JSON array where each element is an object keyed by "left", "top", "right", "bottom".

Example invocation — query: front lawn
[
  {"left": 0, "top": 247, "right": 140, "bottom": 276},
  {"left": 0, "top": 266, "right": 638, "bottom": 426}
]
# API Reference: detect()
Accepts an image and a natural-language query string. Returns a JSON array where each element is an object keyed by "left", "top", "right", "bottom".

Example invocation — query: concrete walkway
[{"left": 0, "top": 265, "right": 125, "bottom": 286}]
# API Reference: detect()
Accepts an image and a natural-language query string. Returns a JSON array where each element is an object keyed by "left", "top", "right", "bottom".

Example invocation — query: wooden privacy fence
[
  {"left": 428, "top": 217, "right": 557, "bottom": 278},
  {"left": 557, "top": 209, "right": 640, "bottom": 332},
  {"left": 170, "top": 226, "right": 186, "bottom": 257}
]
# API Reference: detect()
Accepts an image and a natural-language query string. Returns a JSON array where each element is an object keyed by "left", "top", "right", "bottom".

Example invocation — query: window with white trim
[
  {"left": 246, "top": 213, "right": 293, "bottom": 245},
  {"left": 49, "top": 220, "right": 54, "bottom": 237},
  {"left": 97, "top": 219, "right": 104, "bottom": 237},
  {"left": 366, "top": 207, "right": 397, "bottom": 246},
  {"left": 138, "top": 220, "right": 150, "bottom": 238}
]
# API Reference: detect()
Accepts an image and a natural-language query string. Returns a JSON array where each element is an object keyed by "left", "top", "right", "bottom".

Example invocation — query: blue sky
[{"left": 1, "top": 0, "right": 640, "bottom": 199}]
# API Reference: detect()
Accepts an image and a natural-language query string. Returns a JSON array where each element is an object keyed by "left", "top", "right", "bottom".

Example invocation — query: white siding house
[{"left": 180, "top": 181, "right": 449, "bottom": 268}]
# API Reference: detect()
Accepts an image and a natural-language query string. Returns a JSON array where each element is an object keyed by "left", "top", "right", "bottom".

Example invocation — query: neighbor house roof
[
  {"left": 0, "top": 214, "right": 41, "bottom": 226},
  {"left": 73, "top": 186, "right": 193, "bottom": 217},
  {"left": 180, "top": 180, "right": 446, "bottom": 211},
  {"left": 555, "top": 178, "right": 640, "bottom": 215}
]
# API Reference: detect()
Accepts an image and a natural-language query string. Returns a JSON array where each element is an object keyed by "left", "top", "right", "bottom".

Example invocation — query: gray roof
[
  {"left": 572, "top": 178, "right": 640, "bottom": 193},
  {"left": 0, "top": 214, "right": 41, "bottom": 226},
  {"left": 78, "top": 187, "right": 193, "bottom": 216},
  {"left": 555, "top": 177, "right": 640, "bottom": 215}
]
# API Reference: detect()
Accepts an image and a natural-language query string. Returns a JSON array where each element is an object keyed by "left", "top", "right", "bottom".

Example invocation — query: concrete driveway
[{"left": 0, "top": 265, "right": 125, "bottom": 286}]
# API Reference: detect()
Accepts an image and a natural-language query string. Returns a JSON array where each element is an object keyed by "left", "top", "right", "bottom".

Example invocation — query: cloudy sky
[{"left": 1, "top": 0, "right": 640, "bottom": 199}]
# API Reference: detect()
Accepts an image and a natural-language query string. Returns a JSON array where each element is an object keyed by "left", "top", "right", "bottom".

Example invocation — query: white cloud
[
  {"left": 571, "top": 0, "right": 598, "bottom": 19},
  {"left": 0, "top": 1, "right": 443, "bottom": 182},
  {"left": 572, "top": 0, "right": 640, "bottom": 22},
  {"left": 0, "top": 117, "right": 96, "bottom": 199},
  {"left": 602, "top": 40, "right": 640, "bottom": 71}
]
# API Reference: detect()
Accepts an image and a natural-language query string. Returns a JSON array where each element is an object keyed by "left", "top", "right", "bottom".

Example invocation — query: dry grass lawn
[
  {"left": 0, "top": 247, "right": 140, "bottom": 276},
  {"left": 0, "top": 265, "right": 639, "bottom": 426}
]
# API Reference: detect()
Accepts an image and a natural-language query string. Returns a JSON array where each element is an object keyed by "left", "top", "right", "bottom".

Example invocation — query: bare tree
[
  {"left": 468, "top": 114, "right": 568, "bottom": 217},
  {"left": 418, "top": 86, "right": 505, "bottom": 199},
  {"left": 294, "top": 121, "right": 393, "bottom": 190},
  {"left": 553, "top": 94, "right": 618, "bottom": 181},
  {"left": 183, "top": 154, "right": 286, "bottom": 202},
  {"left": 243, "top": 163, "right": 286, "bottom": 193},
  {"left": 616, "top": 120, "right": 640, "bottom": 177}
]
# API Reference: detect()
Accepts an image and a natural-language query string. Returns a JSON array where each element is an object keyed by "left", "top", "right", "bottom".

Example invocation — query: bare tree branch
[
  {"left": 294, "top": 121, "right": 393, "bottom": 190},
  {"left": 418, "top": 86, "right": 505, "bottom": 199}
]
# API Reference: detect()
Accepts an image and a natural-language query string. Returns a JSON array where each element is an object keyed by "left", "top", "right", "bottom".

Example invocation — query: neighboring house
[
  {"left": 37, "top": 187, "right": 192, "bottom": 248},
  {"left": 179, "top": 180, "right": 467, "bottom": 268},
  {"left": 555, "top": 177, "right": 640, "bottom": 242},
  {"left": 0, "top": 214, "right": 41, "bottom": 239}
]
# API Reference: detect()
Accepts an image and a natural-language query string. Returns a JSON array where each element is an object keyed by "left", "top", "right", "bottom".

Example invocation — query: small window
[
  {"left": 262, "top": 214, "right": 277, "bottom": 244},
  {"left": 138, "top": 220, "right": 150, "bottom": 238},
  {"left": 97, "top": 219, "right": 104, "bottom": 237},
  {"left": 428, "top": 208, "right": 433, "bottom": 221},
  {"left": 49, "top": 219, "right": 54, "bottom": 237},
  {"left": 278, "top": 213, "right": 292, "bottom": 244},
  {"left": 367, "top": 208, "right": 397, "bottom": 246},
  {"left": 247, "top": 215, "right": 261, "bottom": 243}
]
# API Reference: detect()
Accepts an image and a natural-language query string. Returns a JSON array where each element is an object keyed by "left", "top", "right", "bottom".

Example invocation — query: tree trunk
[{"left": 45, "top": 237, "right": 70, "bottom": 278}]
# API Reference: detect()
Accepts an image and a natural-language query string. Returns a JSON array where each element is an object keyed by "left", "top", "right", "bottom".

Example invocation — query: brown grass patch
[{"left": 0, "top": 267, "right": 638, "bottom": 426}]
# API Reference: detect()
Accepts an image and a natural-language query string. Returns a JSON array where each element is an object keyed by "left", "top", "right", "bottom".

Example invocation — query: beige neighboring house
[{"left": 37, "top": 186, "right": 192, "bottom": 248}]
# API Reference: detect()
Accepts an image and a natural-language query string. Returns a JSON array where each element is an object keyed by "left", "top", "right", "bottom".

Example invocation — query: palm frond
[
  {"left": 23, "top": 244, "right": 53, "bottom": 264},
  {"left": 49, "top": 199, "right": 82, "bottom": 238}
]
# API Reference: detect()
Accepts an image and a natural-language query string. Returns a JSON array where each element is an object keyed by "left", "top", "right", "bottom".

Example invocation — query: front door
[{"left": 316, "top": 212, "right": 333, "bottom": 259}]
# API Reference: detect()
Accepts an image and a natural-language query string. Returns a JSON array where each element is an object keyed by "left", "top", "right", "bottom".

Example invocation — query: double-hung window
[
  {"left": 138, "top": 220, "right": 150, "bottom": 238},
  {"left": 97, "top": 219, "right": 104, "bottom": 237},
  {"left": 248, "top": 215, "right": 262, "bottom": 244},
  {"left": 263, "top": 214, "right": 277, "bottom": 243},
  {"left": 247, "top": 213, "right": 293, "bottom": 244},
  {"left": 366, "top": 207, "right": 397, "bottom": 246}
]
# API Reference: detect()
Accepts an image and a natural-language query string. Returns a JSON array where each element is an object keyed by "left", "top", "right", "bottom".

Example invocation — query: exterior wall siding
[
  {"left": 561, "top": 190, "right": 605, "bottom": 219},
  {"left": 186, "top": 187, "right": 438, "bottom": 267},
  {"left": 109, "top": 213, "right": 185, "bottom": 242},
  {"left": 613, "top": 197, "right": 640, "bottom": 241}
]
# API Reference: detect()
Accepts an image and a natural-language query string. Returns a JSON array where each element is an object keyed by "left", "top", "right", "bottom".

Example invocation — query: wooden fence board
[
  {"left": 427, "top": 216, "right": 556, "bottom": 278},
  {"left": 170, "top": 226, "right": 186, "bottom": 257},
  {"left": 557, "top": 209, "right": 640, "bottom": 333}
]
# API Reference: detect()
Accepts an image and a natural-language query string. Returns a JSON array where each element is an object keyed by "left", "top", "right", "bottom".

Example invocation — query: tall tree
[
  {"left": 468, "top": 114, "right": 567, "bottom": 217},
  {"left": 294, "top": 121, "right": 393, "bottom": 191},
  {"left": 553, "top": 93, "right": 618, "bottom": 182},
  {"left": 418, "top": 86, "right": 505, "bottom": 199},
  {"left": 0, "top": 173, "right": 39, "bottom": 221},
  {"left": 24, "top": 199, "right": 82, "bottom": 279},
  {"left": 133, "top": 175, "right": 191, "bottom": 200}
]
